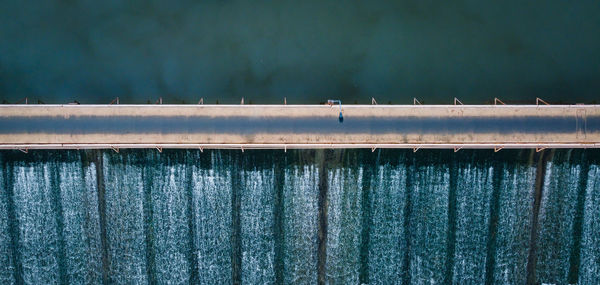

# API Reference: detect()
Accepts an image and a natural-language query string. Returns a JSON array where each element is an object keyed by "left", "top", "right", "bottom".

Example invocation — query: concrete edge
[{"left": 1, "top": 143, "right": 598, "bottom": 151}]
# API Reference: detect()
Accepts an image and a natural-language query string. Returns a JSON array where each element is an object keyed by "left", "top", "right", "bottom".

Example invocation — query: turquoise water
[
  {"left": 1, "top": 1, "right": 600, "bottom": 105},
  {"left": 1, "top": 149, "right": 599, "bottom": 284}
]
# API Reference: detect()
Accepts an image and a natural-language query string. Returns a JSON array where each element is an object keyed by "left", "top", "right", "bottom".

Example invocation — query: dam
[
  {"left": 0, "top": 103, "right": 598, "bottom": 150},
  {"left": 2, "top": 104, "right": 600, "bottom": 284}
]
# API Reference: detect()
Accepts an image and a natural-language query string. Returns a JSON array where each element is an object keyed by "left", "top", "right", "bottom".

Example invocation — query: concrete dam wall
[{"left": 0, "top": 104, "right": 599, "bottom": 150}]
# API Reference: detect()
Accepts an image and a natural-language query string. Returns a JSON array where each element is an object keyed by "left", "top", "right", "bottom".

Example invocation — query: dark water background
[
  {"left": 1, "top": 0, "right": 599, "bottom": 104},
  {"left": 1, "top": 149, "right": 600, "bottom": 284}
]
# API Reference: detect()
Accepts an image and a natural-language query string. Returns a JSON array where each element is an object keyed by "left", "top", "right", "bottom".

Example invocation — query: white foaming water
[
  {"left": 536, "top": 159, "right": 581, "bottom": 283},
  {"left": 192, "top": 152, "right": 232, "bottom": 284},
  {"left": 367, "top": 163, "right": 407, "bottom": 284},
  {"left": 58, "top": 159, "right": 102, "bottom": 284},
  {"left": 241, "top": 168, "right": 276, "bottom": 284},
  {"left": 408, "top": 163, "right": 451, "bottom": 284},
  {"left": 326, "top": 167, "right": 363, "bottom": 284},
  {"left": 0, "top": 150, "right": 599, "bottom": 283},
  {"left": 12, "top": 162, "right": 61, "bottom": 284},
  {"left": 579, "top": 164, "right": 600, "bottom": 284},
  {"left": 149, "top": 154, "right": 192, "bottom": 284},
  {"left": 283, "top": 165, "right": 318, "bottom": 284},
  {"left": 103, "top": 153, "right": 148, "bottom": 284},
  {"left": 492, "top": 163, "right": 537, "bottom": 283},
  {"left": 452, "top": 165, "right": 494, "bottom": 283},
  {"left": 0, "top": 156, "right": 16, "bottom": 284}
]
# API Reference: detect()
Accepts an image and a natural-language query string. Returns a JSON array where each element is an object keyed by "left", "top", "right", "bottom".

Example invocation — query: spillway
[
  {"left": 0, "top": 104, "right": 599, "bottom": 150},
  {"left": 1, "top": 149, "right": 599, "bottom": 284}
]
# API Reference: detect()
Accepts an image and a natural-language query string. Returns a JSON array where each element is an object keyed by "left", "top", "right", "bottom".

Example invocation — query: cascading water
[
  {"left": 0, "top": 149, "right": 599, "bottom": 284},
  {"left": 580, "top": 164, "right": 600, "bottom": 284},
  {"left": 283, "top": 165, "right": 318, "bottom": 284}
]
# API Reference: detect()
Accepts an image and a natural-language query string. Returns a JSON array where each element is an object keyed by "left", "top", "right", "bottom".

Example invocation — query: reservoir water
[
  {"left": 1, "top": 149, "right": 598, "bottom": 284},
  {"left": 1, "top": 1, "right": 600, "bottom": 105}
]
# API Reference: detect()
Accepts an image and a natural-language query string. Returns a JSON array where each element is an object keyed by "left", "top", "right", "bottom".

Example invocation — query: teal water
[
  {"left": 1, "top": 149, "right": 599, "bottom": 284},
  {"left": 1, "top": 1, "right": 600, "bottom": 105}
]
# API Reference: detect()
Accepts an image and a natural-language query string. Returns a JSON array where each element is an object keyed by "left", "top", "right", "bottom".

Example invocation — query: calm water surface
[{"left": 1, "top": 0, "right": 599, "bottom": 104}]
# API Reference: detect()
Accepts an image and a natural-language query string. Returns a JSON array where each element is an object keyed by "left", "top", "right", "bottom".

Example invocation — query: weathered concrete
[{"left": 0, "top": 104, "right": 598, "bottom": 150}]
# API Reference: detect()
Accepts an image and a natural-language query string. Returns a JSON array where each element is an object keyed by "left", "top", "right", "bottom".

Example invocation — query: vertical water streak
[
  {"left": 185, "top": 151, "right": 199, "bottom": 284},
  {"left": 147, "top": 151, "right": 192, "bottom": 284},
  {"left": 526, "top": 150, "right": 550, "bottom": 284},
  {"left": 231, "top": 152, "right": 242, "bottom": 285},
  {"left": 240, "top": 154, "right": 276, "bottom": 283},
  {"left": 142, "top": 152, "right": 156, "bottom": 284},
  {"left": 58, "top": 152, "right": 103, "bottom": 284},
  {"left": 452, "top": 154, "right": 494, "bottom": 283},
  {"left": 103, "top": 151, "right": 148, "bottom": 284},
  {"left": 359, "top": 152, "right": 375, "bottom": 285},
  {"left": 444, "top": 157, "right": 458, "bottom": 284},
  {"left": 11, "top": 154, "right": 61, "bottom": 283},
  {"left": 491, "top": 152, "right": 537, "bottom": 283},
  {"left": 91, "top": 150, "right": 110, "bottom": 284},
  {"left": 578, "top": 163, "right": 600, "bottom": 283},
  {"left": 568, "top": 150, "right": 590, "bottom": 283},
  {"left": 326, "top": 165, "right": 363, "bottom": 283},
  {"left": 49, "top": 155, "right": 67, "bottom": 284},
  {"left": 368, "top": 152, "right": 406, "bottom": 284},
  {"left": 273, "top": 153, "right": 285, "bottom": 284},
  {"left": 484, "top": 157, "right": 504, "bottom": 285},
  {"left": 402, "top": 156, "right": 415, "bottom": 285},
  {"left": 192, "top": 151, "right": 233, "bottom": 284},
  {"left": 283, "top": 164, "right": 318, "bottom": 284},
  {"left": 408, "top": 153, "right": 450, "bottom": 284},
  {"left": 317, "top": 150, "right": 328, "bottom": 285},
  {"left": 535, "top": 150, "right": 582, "bottom": 283},
  {"left": 0, "top": 153, "right": 16, "bottom": 284}
]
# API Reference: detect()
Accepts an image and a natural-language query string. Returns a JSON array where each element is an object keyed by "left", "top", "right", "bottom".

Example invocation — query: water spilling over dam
[{"left": 0, "top": 149, "right": 599, "bottom": 284}]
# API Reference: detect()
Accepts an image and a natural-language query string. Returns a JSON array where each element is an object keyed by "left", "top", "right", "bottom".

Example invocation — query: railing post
[{"left": 536, "top": 98, "right": 549, "bottom": 106}]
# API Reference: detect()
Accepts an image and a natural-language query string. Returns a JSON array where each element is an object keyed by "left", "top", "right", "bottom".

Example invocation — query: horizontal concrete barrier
[{"left": 0, "top": 104, "right": 598, "bottom": 150}]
